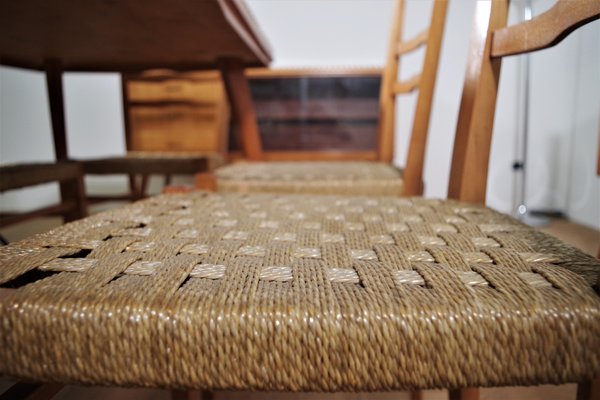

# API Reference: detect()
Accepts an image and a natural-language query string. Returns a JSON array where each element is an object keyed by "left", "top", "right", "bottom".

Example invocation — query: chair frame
[
  {"left": 2, "top": 1, "right": 600, "bottom": 399},
  {"left": 448, "top": 0, "right": 600, "bottom": 205},
  {"left": 214, "top": 0, "right": 449, "bottom": 197},
  {"left": 0, "top": 161, "right": 88, "bottom": 228},
  {"left": 378, "top": 0, "right": 448, "bottom": 195},
  {"left": 446, "top": 0, "right": 600, "bottom": 397}
]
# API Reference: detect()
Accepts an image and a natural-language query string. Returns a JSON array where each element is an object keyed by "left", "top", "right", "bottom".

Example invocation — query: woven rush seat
[
  {"left": 216, "top": 161, "right": 404, "bottom": 196},
  {"left": 1, "top": 191, "right": 598, "bottom": 391}
]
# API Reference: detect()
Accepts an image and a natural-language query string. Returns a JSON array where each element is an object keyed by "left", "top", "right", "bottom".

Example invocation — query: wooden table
[{"left": 0, "top": 0, "right": 271, "bottom": 203}]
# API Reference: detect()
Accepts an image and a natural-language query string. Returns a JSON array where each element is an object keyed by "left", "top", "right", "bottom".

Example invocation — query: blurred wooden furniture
[
  {"left": 213, "top": 0, "right": 447, "bottom": 197},
  {"left": 124, "top": 70, "right": 230, "bottom": 155},
  {"left": 124, "top": 67, "right": 382, "bottom": 160},
  {"left": 1, "top": 2, "right": 599, "bottom": 400},
  {"left": 0, "top": 0, "right": 272, "bottom": 202},
  {"left": 232, "top": 67, "right": 382, "bottom": 159},
  {"left": 85, "top": 69, "right": 231, "bottom": 203},
  {"left": 0, "top": 162, "right": 87, "bottom": 227}
]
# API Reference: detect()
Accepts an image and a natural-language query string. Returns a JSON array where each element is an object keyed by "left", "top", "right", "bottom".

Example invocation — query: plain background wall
[{"left": 1, "top": 0, "right": 598, "bottom": 230}]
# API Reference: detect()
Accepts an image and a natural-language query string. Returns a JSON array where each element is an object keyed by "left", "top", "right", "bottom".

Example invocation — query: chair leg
[
  {"left": 60, "top": 173, "right": 88, "bottom": 222},
  {"left": 171, "top": 390, "right": 213, "bottom": 400},
  {"left": 449, "top": 388, "right": 479, "bottom": 400},
  {"left": 195, "top": 172, "right": 217, "bottom": 192},
  {"left": 129, "top": 174, "right": 150, "bottom": 201},
  {"left": 411, "top": 390, "right": 424, "bottom": 400},
  {"left": 0, "top": 382, "right": 64, "bottom": 400},
  {"left": 577, "top": 375, "right": 600, "bottom": 400}
]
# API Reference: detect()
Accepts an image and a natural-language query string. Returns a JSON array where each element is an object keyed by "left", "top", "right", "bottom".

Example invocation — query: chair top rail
[{"left": 492, "top": 0, "right": 600, "bottom": 58}]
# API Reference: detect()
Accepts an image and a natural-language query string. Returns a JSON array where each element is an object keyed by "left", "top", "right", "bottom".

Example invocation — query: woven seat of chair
[
  {"left": 216, "top": 161, "right": 404, "bottom": 196},
  {"left": 1, "top": 192, "right": 599, "bottom": 391},
  {"left": 81, "top": 151, "right": 224, "bottom": 175}
]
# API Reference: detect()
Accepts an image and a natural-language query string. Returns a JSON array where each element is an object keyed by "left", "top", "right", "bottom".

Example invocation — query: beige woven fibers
[
  {"left": 1, "top": 192, "right": 599, "bottom": 391},
  {"left": 215, "top": 161, "right": 404, "bottom": 196}
]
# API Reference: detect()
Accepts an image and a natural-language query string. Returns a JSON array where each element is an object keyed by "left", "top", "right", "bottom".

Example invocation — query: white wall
[
  {"left": 1, "top": 0, "right": 598, "bottom": 229},
  {"left": 246, "top": 0, "right": 599, "bottom": 229}
]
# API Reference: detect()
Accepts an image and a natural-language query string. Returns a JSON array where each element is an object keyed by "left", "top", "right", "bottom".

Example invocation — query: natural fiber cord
[
  {"left": 215, "top": 161, "right": 404, "bottom": 196},
  {"left": 1, "top": 192, "right": 599, "bottom": 391}
]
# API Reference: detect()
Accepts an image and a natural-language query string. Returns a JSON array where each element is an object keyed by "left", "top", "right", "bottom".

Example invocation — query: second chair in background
[{"left": 211, "top": 0, "right": 448, "bottom": 197}]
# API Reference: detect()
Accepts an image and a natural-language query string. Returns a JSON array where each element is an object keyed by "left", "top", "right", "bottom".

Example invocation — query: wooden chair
[
  {"left": 1, "top": 2, "right": 599, "bottom": 400},
  {"left": 208, "top": 0, "right": 448, "bottom": 197},
  {"left": 81, "top": 69, "right": 230, "bottom": 204},
  {"left": 0, "top": 161, "right": 88, "bottom": 229},
  {"left": 0, "top": 0, "right": 271, "bottom": 206}
]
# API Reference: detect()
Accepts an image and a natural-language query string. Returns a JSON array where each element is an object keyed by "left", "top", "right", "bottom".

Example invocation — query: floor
[{"left": 0, "top": 208, "right": 598, "bottom": 400}]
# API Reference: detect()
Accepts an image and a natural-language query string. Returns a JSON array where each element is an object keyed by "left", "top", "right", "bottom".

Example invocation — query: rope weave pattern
[
  {"left": 215, "top": 161, "right": 404, "bottom": 196},
  {"left": 1, "top": 192, "right": 599, "bottom": 390}
]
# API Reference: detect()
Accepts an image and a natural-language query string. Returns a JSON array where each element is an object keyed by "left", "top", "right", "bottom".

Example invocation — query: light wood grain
[
  {"left": 377, "top": 0, "right": 404, "bottom": 163},
  {"left": 402, "top": 0, "right": 448, "bottom": 196},
  {"left": 393, "top": 73, "right": 421, "bottom": 94},
  {"left": 492, "top": 0, "right": 600, "bottom": 58},
  {"left": 448, "top": 0, "right": 600, "bottom": 204},
  {"left": 396, "top": 29, "right": 428, "bottom": 56},
  {"left": 124, "top": 71, "right": 230, "bottom": 156},
  {"left": 447, "top": 0, "right": 508, "bottom": 203},
  {"left": 247, "top": 67, "right": 383, "bottom": 79},
  {"left": 377, "top": 0, "right": 448, "bottom": 197}
]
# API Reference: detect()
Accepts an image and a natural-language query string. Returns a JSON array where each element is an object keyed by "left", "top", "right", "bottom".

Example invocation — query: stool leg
[
  {"left": 0, "top": 382, "right": 64, "bottom": 400},
  {"left": 411, "top": 390, "right": 424, "bottom": 400},
  {"left": 195, "top": 172, "right": 217, "bottom": 191},
  {"left": 577, "top": 375, "right": 600, "bottom": 400},
  {"left": 171, "top": 390, "right": 213, "bottom": 400},
  {"left": 449, "top": 388, "right": 479, "bottom": 400},
  {"left": 139, "top": 174, "right": 149, "bottom": 198},
  {"left": 128, "top": 174, "right": 137, "bottom": 200}
]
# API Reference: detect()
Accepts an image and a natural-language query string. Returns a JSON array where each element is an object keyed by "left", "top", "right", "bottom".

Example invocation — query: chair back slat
[
  {"left": 448, "top": 0, "right": 600, "bottom": 204},
  {"left": 377, "top": 0, "right": 449, "bottom": 196},
  {"left": 377, "top": 0, "right": 405, "bottom": 164},
  {"left": 402, "top": 0, "right": 448, "bottom": 195}
]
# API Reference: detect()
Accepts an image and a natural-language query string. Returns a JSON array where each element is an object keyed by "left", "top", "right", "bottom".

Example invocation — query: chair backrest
[
  {"left": 378, "top": 0, "right": 448, "bottom": 195},
  {"left": 448, "top": 0, "right": 599, "bottom": 204}
]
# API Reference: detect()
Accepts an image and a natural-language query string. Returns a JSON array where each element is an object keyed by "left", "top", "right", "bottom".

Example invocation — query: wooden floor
[{"left": 0, "top": 209, "right": 598, "bottom": 400}]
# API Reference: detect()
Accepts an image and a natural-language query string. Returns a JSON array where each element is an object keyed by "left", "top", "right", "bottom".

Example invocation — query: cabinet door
[
  {"left": 129, "top": 105, "right": 224, "bottom": 152},
  {"left": 229, "top": 75, "right": 380, "bottom": 153}
]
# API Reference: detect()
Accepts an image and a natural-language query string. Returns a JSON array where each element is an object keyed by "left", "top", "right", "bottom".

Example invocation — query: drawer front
[
  {"left": 128, "top": 78, "right": 223, "bottom": 103},
  {"left": 129, "top": 106, "right": 223, "bottom": 152}
]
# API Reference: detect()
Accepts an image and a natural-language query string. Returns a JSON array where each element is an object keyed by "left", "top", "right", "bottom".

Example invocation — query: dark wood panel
[
  {"left": 229, "top": 75, "right": 381, "bottom": 152},
  {"left": 0, "top": 0, "right": 271, "bottom": 71},
  {"left": 254, "top": 99, "right": 379, "bottom": 120},
  {"left": 231, "top": 121, "right": 378, "bottom": 152}
]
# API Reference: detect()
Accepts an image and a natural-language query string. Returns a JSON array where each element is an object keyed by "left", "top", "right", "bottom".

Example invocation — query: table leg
[
  {"left": 45, "top": 62, "right": 88, "bottom": 221},
  {"left": 449, "top": 388, "right": 479, "bottom": 400},
  {"left": 577, "top": 375, "right": 600, "bottom": 400},
  {"left": 171, "top": 390, "right": 213, "bottom": 400},
  {"left": 219, "top": 58, "right": 263, "bottom": 161},
  {"left": 45, "top": 61, "right": 68, "bottom": 161}
]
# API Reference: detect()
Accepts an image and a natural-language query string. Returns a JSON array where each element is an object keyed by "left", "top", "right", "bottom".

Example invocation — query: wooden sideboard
[
  {"left": 123, "top": 70, "right": 230, "bottom": 155},
  {"left": 122, "top": 68, "right": 382, "bottom": 160}
]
